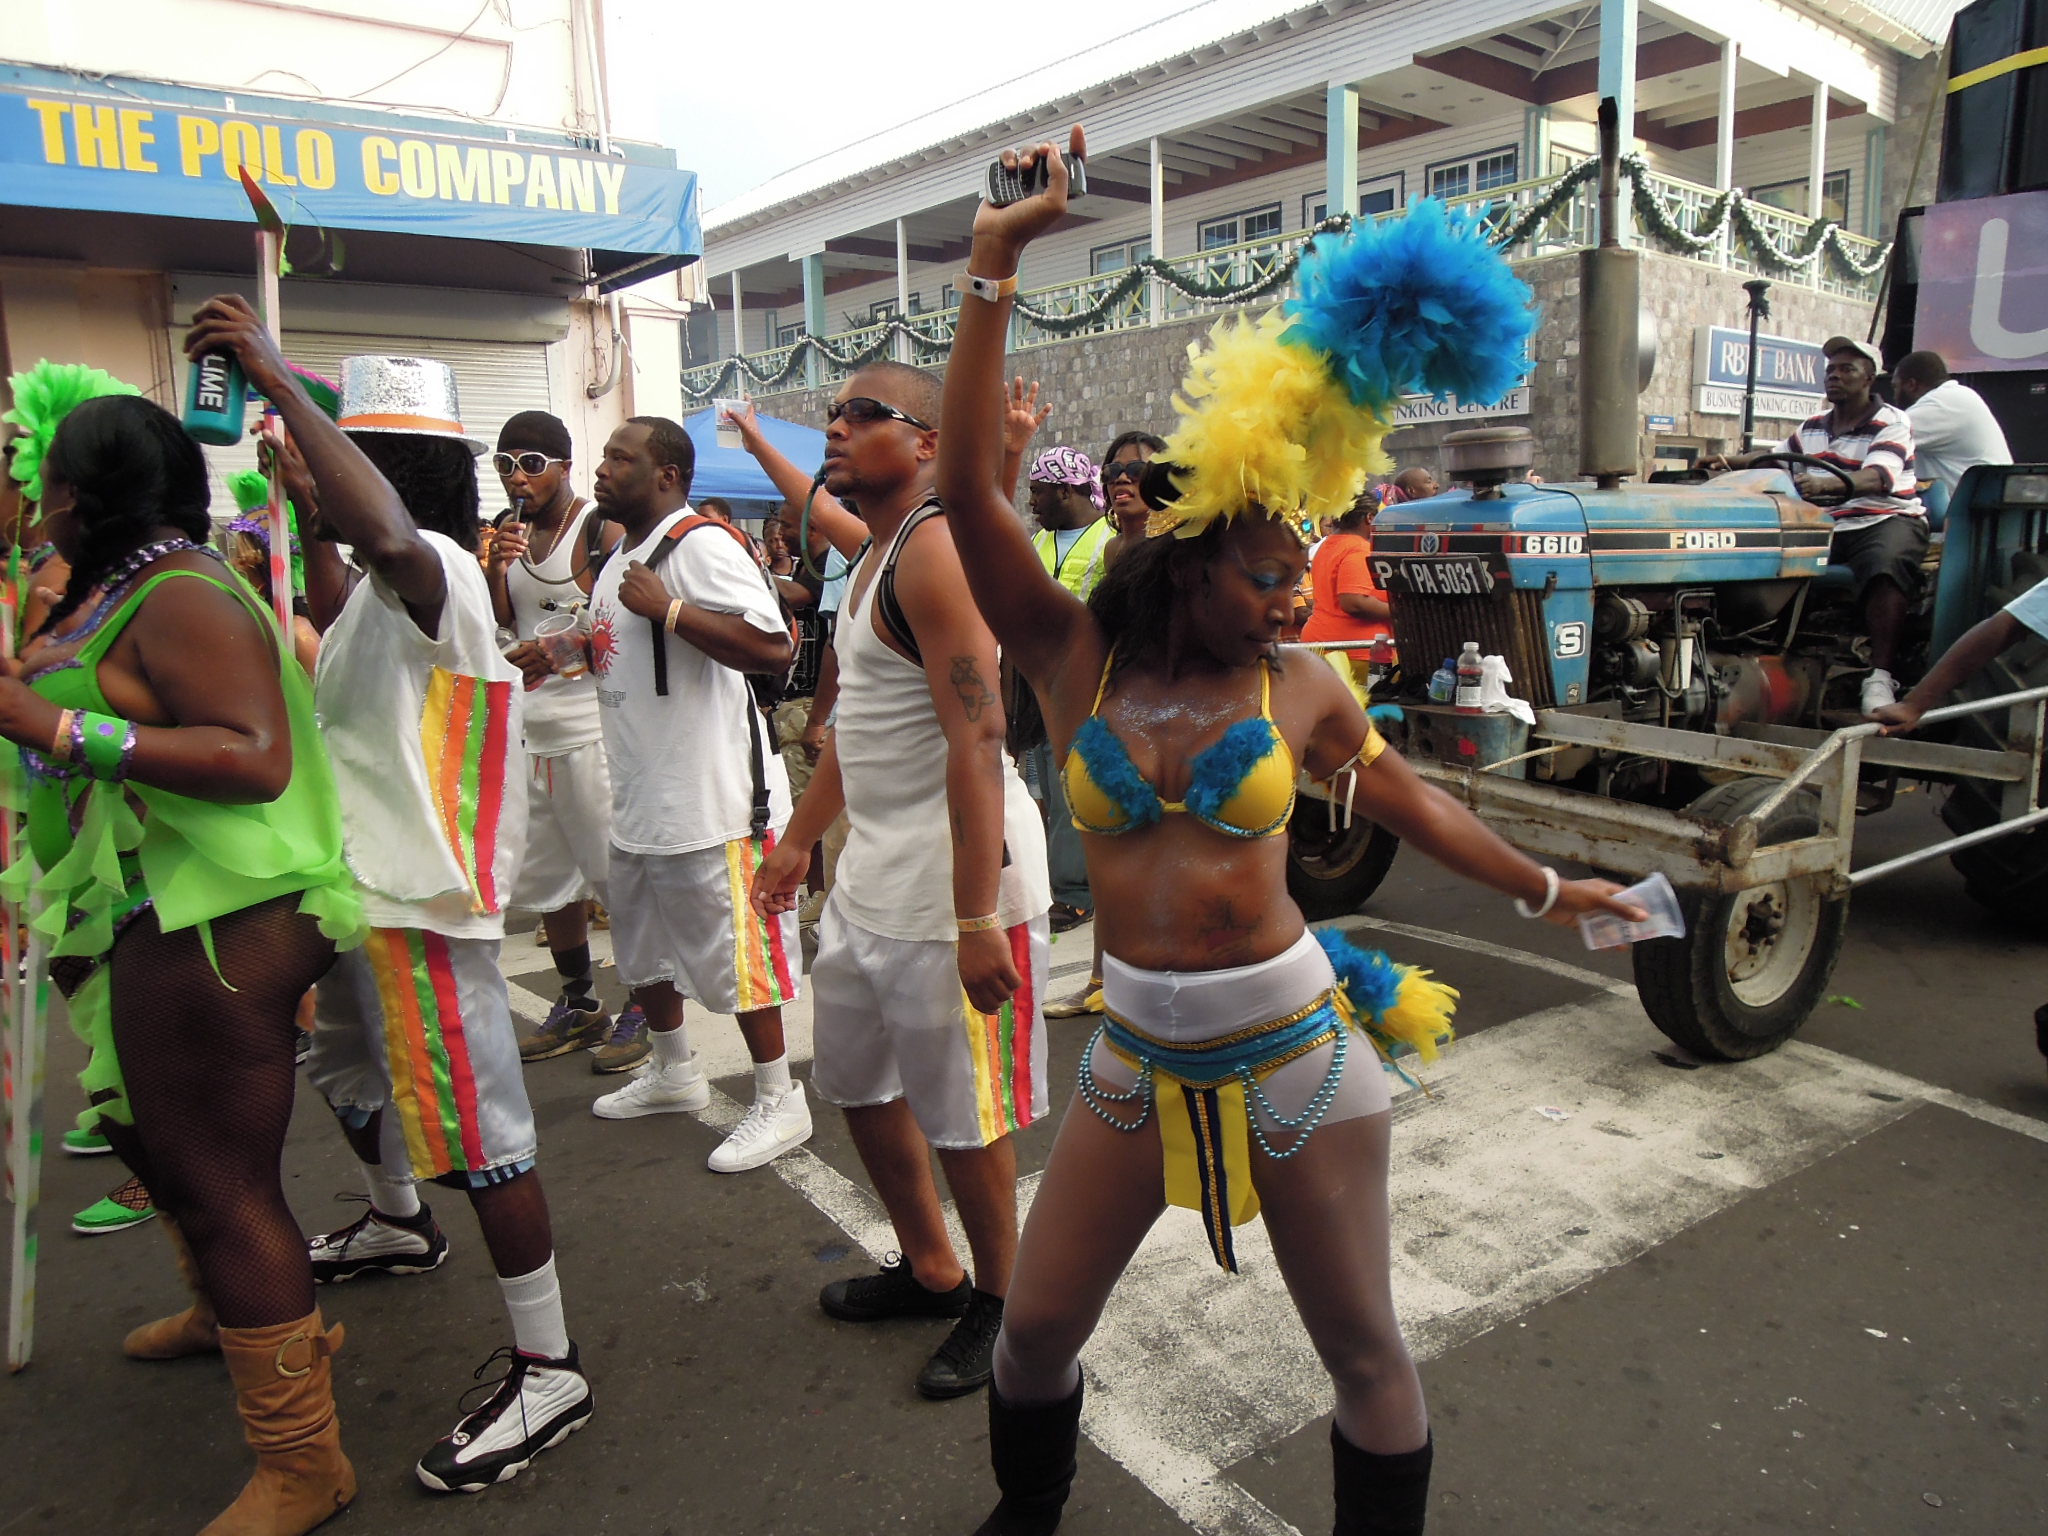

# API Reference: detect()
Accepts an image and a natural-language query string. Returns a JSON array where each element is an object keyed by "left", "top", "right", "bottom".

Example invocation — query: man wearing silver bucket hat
[{"left": 185, "top": 295, "right": 593, "bottom": 1502}]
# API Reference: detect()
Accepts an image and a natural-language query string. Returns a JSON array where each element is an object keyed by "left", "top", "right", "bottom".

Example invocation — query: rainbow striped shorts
[
  {"left": 307, "top": 928, "right": 537, "bottom": 1187},
  {"left": 809, "top": 895, "right": 1050, "bottom": 1151},
  {"left": 606, "top": 839, "right": 800, "bottom": 1013}
]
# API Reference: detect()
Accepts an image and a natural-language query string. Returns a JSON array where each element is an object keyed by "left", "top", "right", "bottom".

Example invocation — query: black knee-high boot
[
  {"left": 1330, "top": 1425, "right": 1432, "bottom": 1535},
  {"left": 973, "top": 1380, "right": 1085, "bottom": 1536}
]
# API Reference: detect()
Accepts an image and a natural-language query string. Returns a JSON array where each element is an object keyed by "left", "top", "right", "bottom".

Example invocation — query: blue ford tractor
[{"left": 1287, "top": 103, "right": 2047, "bottom": 1063}]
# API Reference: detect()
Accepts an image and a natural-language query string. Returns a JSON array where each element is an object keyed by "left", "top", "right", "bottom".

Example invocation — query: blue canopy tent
[{"left": 681, "top": 407, "right": 825, "bottom": 521}]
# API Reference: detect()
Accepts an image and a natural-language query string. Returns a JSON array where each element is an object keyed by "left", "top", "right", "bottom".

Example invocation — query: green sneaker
[
  {"left": 62, "top": 1126, "right": 114, "bottom": 1156},
  {"left": 72, "top": 1177, "right": 156, "bottom": 1236}
]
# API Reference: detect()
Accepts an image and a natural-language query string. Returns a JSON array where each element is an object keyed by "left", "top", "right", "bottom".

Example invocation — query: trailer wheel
[
  {"left": 1632, "top": 778, "right": 1849, "bottom": 1061},
  {"left": 1286, "top": 800, "right": 1401, "bottom": 920}
]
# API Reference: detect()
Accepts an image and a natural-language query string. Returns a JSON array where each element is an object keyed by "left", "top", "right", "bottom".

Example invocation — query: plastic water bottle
[
  {"left": 182, "top": 352, "right": 247, "bottom": 445},
  {"left": 1427, "top": 657, "right": 1457, "bottom": 703},
  {"left": 1453, "top": 642, "right": 1485, "bottom": 714}
]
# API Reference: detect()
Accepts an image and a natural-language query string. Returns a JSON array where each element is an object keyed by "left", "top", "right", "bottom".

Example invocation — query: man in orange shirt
[{"left": 1302, "top": 493, "right": 1391, "bottom": 647}]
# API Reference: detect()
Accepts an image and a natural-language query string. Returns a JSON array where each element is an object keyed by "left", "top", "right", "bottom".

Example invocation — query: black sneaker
[
  {"left": 518, "top": 1000, "right": 610, "bottom": 1063},
  {"left": 416, "top": 1343, "right": 593, "bottom": 1493},
  {"left": 916, "top": 1288, "right": 1005, "bottom": 1399},
  {"left": 820, "top": 1254, "right": 971, "bottom": 1323},
  {"left": 308, "top": 1198, "right": 450, "bottom": 1283}
]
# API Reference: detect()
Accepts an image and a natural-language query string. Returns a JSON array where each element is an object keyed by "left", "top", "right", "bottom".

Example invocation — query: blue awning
[
  {"left": 684, "top": 408, "right": 825, "bottom": 507},
  {"left": 0, "top": 69, "right": 699, "bottom": 278}
]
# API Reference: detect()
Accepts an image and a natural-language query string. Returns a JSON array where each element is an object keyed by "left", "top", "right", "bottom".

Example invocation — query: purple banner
[{"left": 1916, "top": 192, "right": 2048, "bottom": 374}]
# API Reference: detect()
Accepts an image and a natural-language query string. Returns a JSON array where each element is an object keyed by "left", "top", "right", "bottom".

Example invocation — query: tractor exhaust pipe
[{"left": 1578, "top": 97, "right": 1640, "bottom": 490}]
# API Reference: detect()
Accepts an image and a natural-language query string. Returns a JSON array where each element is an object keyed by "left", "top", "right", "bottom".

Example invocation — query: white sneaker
[
  {"left": 415, "top": 1343, "right": 593, "bottom": 1492},
  {"left": 591, "top": 1052, "right": 710, "bottom": 1119},
  {"left": 1860, "top": 668, "right": 1899, "bottom": 715},
  {"left": 707, "top": 1083, "right": 814, "bottom": 1173}
]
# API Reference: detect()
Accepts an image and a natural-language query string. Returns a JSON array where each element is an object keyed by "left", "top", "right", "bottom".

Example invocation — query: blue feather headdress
[{"left": 1152, "top": 200, "right": 1535, "bottom": 541}]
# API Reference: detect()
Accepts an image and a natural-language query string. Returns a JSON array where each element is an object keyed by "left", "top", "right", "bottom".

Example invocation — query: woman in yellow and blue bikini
[{"left": 937, "top": 129, "right": 1645, "bottom": 1535}]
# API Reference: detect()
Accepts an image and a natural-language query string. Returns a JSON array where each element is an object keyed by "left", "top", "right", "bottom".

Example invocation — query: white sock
[
  {"left": 754, "top": 1055, "right": 792, "bottom": 1097},
  {"left": 498, "top": 1255, "right": 571, "bottom": 1362},
  {"left": 651, "top": 1024, "right": 693, "bottom": 1069},
  {"left": 362, "top": 1162, "right": 421, "bottom": 1220}
]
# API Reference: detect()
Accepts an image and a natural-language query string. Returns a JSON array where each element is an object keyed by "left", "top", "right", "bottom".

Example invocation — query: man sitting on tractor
[{"left": 1719, "top": 336, "right": 1928, "bottom": 714}]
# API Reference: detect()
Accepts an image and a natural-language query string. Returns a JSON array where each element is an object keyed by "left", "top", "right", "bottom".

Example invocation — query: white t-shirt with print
[
  {"left": 315, "top": 531, "right": 528, "bottom": 940},
  {"left": 587, "top": 507, "right": 791, "bottom": 855}
]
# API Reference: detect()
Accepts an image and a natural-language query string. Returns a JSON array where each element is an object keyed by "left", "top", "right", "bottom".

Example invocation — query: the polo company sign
[
  {"left": 0, "top": 84, "right": 698, "bottom": 257},
  {"left": 1692, "top": 326, "right": 1828, "bottom": 421}
]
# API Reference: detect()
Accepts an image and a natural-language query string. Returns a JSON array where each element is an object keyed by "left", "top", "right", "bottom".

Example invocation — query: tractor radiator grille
[{"left": 1391, "top": 587, "right": 1556, "bottom": 708}]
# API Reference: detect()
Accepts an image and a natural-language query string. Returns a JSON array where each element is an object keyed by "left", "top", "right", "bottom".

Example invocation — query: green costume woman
[{"left": 0, "top": 391, "right": 364, "bottom": 1536}]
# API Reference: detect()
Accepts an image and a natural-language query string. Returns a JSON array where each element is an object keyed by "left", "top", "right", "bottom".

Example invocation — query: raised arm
[
  {"left": 187, "top": 294, "right": 446, "bottom": 632},
  {"left": 895, "top": 521, "right": 1021, "bottom": 1013},
  {"left": 933, "top": 127, "right": 1095, "bottom": 692},
  {"left": 728, "top": 400, "right": 867, "bottom": 559}
]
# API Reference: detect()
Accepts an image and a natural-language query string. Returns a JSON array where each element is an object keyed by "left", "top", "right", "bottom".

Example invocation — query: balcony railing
[{"left": 684, "top": 161, "right": 1889, "bottom": 402}]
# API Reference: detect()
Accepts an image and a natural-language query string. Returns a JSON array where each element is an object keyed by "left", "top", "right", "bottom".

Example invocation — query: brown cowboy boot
[
  {"left": 200, "top": 1309, "right": 356, "bottom": 1536},
  {"left": 123, "top": 1216, "right": 220, "bottom": 1360}
]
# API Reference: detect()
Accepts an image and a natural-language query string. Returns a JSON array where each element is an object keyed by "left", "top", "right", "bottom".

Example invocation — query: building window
[
  {"left": 1198, "top": 204, "right": 1283, "bottom": 251},
  {"left": 775, "top": 320, "right": 804, "bottom": 347},
  {"left": 1427, "top": 145, "right": 1520, "bottom": 202},
  {"left": 907, "top": 292, "right": 924, "bottom": 315},
  {"left": 940, "top": 283, "right": 958, "bottom": 311},
  {"left": 869, "top": 298, "right": 899, "bottom": 323},
  {"left": 1304, "top": 172, "right": 1405, "bottom": 227},
  {"left": 1090, "top": 236, "right": 1152, "bottom": 275},
  {"left": 1752, "top": 170, "right": 1851, "bottom": 225}
]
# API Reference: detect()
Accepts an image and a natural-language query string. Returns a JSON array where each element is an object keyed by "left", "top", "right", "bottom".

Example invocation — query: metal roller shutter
[{"left": 181, "top": 331, "right": 553, "bottom": 526}]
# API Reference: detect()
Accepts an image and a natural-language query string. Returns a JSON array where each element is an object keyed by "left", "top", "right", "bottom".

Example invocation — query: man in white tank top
[
  {"left": 480, "top": 411, "right": 636, "bottom": 1072},
  {"left": 752, "top": 362, "right": 1052, "bottom": 1401}
]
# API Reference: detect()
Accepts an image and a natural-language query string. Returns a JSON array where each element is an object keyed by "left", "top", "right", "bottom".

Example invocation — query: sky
[{"left": 610, "top": 0, "right": 1199, "bottom": 212}]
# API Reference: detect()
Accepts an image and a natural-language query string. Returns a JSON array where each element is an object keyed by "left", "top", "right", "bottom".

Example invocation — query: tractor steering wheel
[{"left": 1744, "top": 452, "right": 1859, "bottom": 508}]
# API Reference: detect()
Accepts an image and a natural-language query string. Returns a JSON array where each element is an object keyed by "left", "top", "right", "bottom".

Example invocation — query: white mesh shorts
[
  {"left": 809, "top": 895, "right": 1050, "bottom": 1149},
  {"left": 512, "top": 740, "right": 613, "bottom": 914},
  {"left": 607, "top": 839, "right": 800, "bottom": 1013}
]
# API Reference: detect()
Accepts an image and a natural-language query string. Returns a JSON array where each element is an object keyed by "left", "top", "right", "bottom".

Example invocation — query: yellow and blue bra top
[{"left": 1062, "top": 653, "right": 1300, "bottom": 839}]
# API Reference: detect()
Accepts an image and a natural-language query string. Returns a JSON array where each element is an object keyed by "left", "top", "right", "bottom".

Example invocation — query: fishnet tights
[{"left": 98, "top": 898, "right": 335, "bottom": 1328}]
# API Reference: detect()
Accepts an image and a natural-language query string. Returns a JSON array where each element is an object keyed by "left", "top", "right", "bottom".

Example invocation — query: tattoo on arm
[{"left": 950, "top": 655, "right": 996, "bottom": 722}]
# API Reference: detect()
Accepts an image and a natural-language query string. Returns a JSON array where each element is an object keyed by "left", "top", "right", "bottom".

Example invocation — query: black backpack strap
[
  {"left": 581, "top": 502, "right": 609, "bottom": 577},
  {"left": 744, "top": 691, "right": 772, "bottom": 841},
  {"left": 641, "top": 524, "right": 693, "bottom": 697},
  {"left": 875, "top": 501, "right": 946, "bottom": 667}
]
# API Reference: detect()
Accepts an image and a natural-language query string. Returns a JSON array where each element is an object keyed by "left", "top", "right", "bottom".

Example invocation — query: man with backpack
[{"left": 582, "top": 416, "right": 812, "bottom": 1174}]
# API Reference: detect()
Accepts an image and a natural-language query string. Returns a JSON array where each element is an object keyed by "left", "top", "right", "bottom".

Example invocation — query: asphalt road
[{"left": 6, "top": 785, "right": 2045, "bottom": 1534}]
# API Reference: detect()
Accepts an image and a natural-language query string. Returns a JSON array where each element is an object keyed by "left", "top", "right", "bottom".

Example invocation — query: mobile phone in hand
[{"left": 985, "top": 151, "right": 1087, "bottom": 207}]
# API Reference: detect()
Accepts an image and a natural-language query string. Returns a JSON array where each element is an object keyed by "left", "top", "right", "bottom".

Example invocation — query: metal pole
[
  {"left": 1740, "top": 278, "right": 1772, "bottom": 451},
  {"left": 256, "top": 227, "right": 290, "bottom": 641}
]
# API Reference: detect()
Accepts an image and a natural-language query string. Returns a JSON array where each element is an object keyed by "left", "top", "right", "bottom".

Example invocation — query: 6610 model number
[{"left": 1508, "top": 534, "right": 1585, "bottom": 555}]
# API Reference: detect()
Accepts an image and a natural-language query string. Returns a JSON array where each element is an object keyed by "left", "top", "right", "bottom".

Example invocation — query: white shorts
[
  {"left": 608, "top": 838, "right": 801, "bottom": 1013},
  {"left": 1089, "top": 930, "right": 1393, "bottom": 1132},
  {"left": 810, "top": 896, "right": 1051, "bottom": 1150},
  {"left": 306, "top": 929, "right": 538, "bottom": 1187},
  {"left": 513, "top": 740, "right": 613, "bottom": 914}
]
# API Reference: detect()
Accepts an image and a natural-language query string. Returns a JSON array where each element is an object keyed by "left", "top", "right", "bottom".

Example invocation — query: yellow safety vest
[{"left": 1032, "top": 518, "right": 1115, "bottom": 600}]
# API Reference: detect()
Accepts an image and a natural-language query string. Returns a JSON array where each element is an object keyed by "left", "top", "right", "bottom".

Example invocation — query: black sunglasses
[
  {"left": 492, "top": 451, "right": 566, "bottom": 477},
  {"left": 1101, "top": 459, "right": 1148, "bottom": 483},
  {"left": 827, "top": 396, "right": 933, "bottom": 432}
]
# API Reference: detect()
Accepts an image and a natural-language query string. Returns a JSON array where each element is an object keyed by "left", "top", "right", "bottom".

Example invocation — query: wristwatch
[{"left": 956, "top": 271, "right": 1018, "bottom": 304}]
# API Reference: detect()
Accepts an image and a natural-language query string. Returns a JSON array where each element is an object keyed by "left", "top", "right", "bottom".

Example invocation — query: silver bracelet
[{"left": 1513, "top": 866, "right": 1560, "bottom": 919}]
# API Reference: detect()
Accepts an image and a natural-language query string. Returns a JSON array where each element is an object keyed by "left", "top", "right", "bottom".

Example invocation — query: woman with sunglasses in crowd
[{"left": 936, "top": 129, "right": 1641, "bottom": 1536}]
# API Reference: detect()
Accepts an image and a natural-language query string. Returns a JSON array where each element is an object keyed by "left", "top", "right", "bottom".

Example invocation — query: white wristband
[{"left": 1513, "top": 866, "right": 1560, "bottom": 919}]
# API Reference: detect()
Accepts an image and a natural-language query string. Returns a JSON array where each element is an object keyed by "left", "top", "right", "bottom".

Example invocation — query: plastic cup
[
  {"left": 713, "top": 398, "right": 746, "bottom": 450},
  {"left": 1578, "top": 870, "right": 1687, "bottom": 950},
  {"left": 534, "top": 611, "right": 589, "bottom": 680}
]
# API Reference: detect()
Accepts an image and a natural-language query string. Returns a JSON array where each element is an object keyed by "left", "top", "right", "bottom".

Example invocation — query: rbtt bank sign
[
  {"left": 1692, "top": 326, "right": 1829, "bottom": 421},
  {"left": 0, "top": 78, "right": 699, "bottom": 261}
]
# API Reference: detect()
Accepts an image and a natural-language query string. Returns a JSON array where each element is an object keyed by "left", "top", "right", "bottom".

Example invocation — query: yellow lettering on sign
[
  {"left": 297, "top": 129, "right": 336, "bottom": 190},
  {"left": 73, "top": 104, "right": 120, "bottom": 169},
  {"left": 178, "top": 115, "right": 220, "bottom": 178},
  {"left": 25, "top": 99, "right": 70, "bottom": 164},
  {"left": 557, "top": 157, "right": 595, "bottom": 213},
  {"left": 489, "top": 149, "right": 525, "bottom": 205},
  {"left": 399, "top": 140, "right": 435, "bottom": 199},
  {"left": 525, "top": 155, "right": 559, "bottom": 209},
  {"left": 259, "top": 125, "right": 298, "bottom": 186},
  {"left": 117, "top": 109, "right": 157, "bottom": 172},
  {"left": 361, "top": 136, "right": 399, "bottom": 196},
  {"left": 435, "top": 142, "right": 489, "bottom": 202},
  {"left": 221, "top": 120, "right": 263, "bottom": 183},
  {"left": 594, "top": 160, "right": 625, "bottom": 216}
]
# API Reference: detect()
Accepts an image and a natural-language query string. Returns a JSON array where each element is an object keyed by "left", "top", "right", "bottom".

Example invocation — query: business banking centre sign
[
  {"left": 0, "top": 83, "right": 699, "bottom": 259},
  {"left": 1692, "top": 325, "right": 1829, "bottom": 422}
]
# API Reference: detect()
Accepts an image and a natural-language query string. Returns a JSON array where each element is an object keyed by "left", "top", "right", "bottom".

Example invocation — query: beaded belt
[{"left": 1078, "top": 990, "right": 1354, "bottom": 1273}]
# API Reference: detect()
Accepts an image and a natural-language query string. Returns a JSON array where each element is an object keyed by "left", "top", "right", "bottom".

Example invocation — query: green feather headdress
[{"left": 3, "top": 361, "right": 142, "bottom": 502}]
